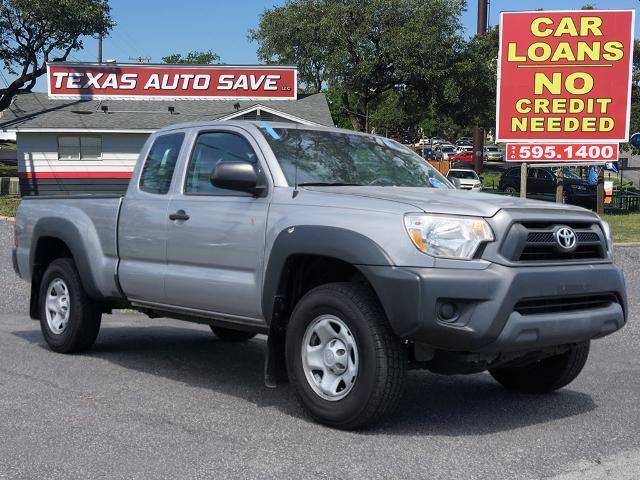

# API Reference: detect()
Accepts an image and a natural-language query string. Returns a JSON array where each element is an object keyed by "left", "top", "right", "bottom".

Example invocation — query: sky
[{"left": 2, "top": 0, "right": 640, "bottom": 92}]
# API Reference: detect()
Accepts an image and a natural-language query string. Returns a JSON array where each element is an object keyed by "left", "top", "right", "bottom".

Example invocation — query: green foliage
[
  {"left": 0, "top": 195, "right": 19, "bottom": 217},
  {"left": 601, "top": 213, "right": 640, "bottom": 244},
  {"left": 251, "top": 0, "right": 467, "bottom": 131},
  {"left": 0, "top": 163, "right": 17, "bottom": 177},
  {"left": 623, "top": 39, "right": 640, "bottom": 154},
  {"left": 0, "top": 0, "right": 114, "bottom": 111},
  {"left": 161, "top": 50, "right": 220, "bottom": 65}
]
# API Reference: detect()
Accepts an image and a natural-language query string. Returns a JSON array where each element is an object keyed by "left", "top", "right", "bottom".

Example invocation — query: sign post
[{"left": 496, "top": 10, "right": 635, "bottom": 203}]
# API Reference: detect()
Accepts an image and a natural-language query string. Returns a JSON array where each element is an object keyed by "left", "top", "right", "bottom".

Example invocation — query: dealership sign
[
  {"left": 47, "top": 63, "right": 298, "bottom": 100},
  {"left": 496, "top": 10, "right": 635, "bottom": 143}
]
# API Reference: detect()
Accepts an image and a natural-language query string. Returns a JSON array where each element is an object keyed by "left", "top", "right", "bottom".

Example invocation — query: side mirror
[{"left": 211, "top": 161, "right": 266, "bottom": 196}]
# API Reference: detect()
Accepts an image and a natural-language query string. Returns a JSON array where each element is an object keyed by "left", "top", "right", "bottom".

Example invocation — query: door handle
[{"left": 169, "top": 210, "right": 190, "bottom": 221}]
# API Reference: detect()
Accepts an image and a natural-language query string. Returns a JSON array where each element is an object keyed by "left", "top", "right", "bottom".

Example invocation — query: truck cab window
[
  {"left": 185, "top": 132, "right": 257, "bottom": 195},
  {"left": 139, "top": 132, "right": 185, "bottom": 194}
]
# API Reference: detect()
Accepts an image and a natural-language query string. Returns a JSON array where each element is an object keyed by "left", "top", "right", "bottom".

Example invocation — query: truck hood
[{"left": 302, "top": 186, "right": 588, "bottom": 217}]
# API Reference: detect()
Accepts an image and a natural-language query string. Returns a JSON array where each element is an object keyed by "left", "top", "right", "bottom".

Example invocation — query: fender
[
  {"left": 30, "top": 217, "right": 102, "bottom": 300},
  {"left": 261, "top": 225, "right": 393, "bottom": 325}
]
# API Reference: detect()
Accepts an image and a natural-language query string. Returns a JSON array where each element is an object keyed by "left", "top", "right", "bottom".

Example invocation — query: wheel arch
[
  {"left": 29, "top": 218, "right": 101, "bottom": 319},
  {"left": 262, "top": 225, "right": 394, "bottom": 387}
]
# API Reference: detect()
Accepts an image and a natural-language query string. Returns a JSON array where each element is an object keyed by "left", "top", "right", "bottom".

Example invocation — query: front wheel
[
  {"left": 489, "top": 341, "right": 590, "bottom": 393},
  {"left": 39, "top": 258, "right": 102, "bottom": 353},
  {"left": 286, "top": 282, "right": 407, "bottom": 429},
  {"left": 503, "top": 185, "right": 518, "bottom": 196}
]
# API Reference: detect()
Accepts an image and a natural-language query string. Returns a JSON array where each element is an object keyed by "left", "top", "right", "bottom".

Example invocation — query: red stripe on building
[{"left": 19, "top": 171, "right": 133, "bottom": 179}]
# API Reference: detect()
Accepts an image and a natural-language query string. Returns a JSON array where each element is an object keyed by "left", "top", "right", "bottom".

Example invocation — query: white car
[
  {"left": 456, "top": 145, "right": 473, "bottom": 153},
  {"left": 447, "top": 168, "right": 483, "bottom": 191},
  {"left": 434, "top": 144, "right": 456, "bottom": 160}
]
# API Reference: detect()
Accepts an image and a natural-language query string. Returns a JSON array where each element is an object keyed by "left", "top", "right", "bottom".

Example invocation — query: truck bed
[{"left": 14, "top": 195, "right": 125, "bottom": 301}]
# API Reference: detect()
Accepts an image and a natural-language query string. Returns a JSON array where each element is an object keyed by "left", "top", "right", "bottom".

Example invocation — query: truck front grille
[
  {"left": 501, "top": 221, "right": 607, "bottom": 263},
  {"left": 514, "top": 294, "right": 618, "bottom": 315}
]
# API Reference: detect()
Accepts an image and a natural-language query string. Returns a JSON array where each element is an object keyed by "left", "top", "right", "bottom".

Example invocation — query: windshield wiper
[{"left": 297, "top": 182, "right": 363, "bottom": 187}]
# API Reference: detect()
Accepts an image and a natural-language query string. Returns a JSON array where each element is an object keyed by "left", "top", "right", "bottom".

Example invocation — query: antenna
[{"left": 292, "top": 163, "right": 299, "bottom": 198}]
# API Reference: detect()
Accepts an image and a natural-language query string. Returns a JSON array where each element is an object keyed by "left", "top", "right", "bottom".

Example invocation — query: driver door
[{"left": 164, "top": 128, "right": 270, "bottom": 322}]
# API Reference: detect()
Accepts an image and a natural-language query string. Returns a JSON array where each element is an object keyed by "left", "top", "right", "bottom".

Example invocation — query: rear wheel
[
  {"left": 286, "top": 282, "right": 407, "bottom": 429},
  {"left": 489, "top": 342, "right": 590, "bottom": 393},
  {"left": 209, "top": 326, "right": 256, "bottom": 342},
  {"left": 503, "top": 185, "right": 518, "bottom": 196},
  {"left": 39, "top": 258, "right": 102, "bottom": 353}
]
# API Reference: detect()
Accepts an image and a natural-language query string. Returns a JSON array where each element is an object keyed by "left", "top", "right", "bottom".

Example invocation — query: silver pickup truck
[{"left": 12, "top": 121, "right": 627, "bottom": 429}]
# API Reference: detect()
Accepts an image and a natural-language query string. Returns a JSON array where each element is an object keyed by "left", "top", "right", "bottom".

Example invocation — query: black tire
[
  {"left": 39, "top": 258, "right": 102, "bottom": 353},
  {"left": 489, "top": 341, "right": 590, "bottom": 393},
  {"left": 209, "top": 326, "right": 256, "bottom": 342},
  {"left": 503, "top": 185, "right": 518, "bottom": 196},
  {"left": 285, "top": 282, "right": 407, "bottom": 429}
]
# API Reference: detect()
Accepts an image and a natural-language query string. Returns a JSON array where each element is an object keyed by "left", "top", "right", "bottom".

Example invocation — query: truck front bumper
[{"left": 360, "top": 262, "right": 627, "bottom": 353}]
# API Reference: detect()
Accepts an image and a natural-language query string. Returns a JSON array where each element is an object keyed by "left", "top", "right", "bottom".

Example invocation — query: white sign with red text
[{"left": 47, "top": 63, "right": 298, "bottom": 100}]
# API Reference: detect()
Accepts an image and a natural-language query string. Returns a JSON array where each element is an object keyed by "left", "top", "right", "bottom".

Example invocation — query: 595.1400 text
[{"left": 506, "top": 143, "right": 619, "bottom": 162}]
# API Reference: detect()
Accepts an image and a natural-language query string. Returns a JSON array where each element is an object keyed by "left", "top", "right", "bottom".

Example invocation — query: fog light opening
[{"left": 438, "top": 301, "right": 458, "bottom": 322}]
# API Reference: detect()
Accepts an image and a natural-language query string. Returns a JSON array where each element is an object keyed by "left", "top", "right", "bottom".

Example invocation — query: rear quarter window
[{"left": 139, "top": 132, "right": 185, "bottom": 194}]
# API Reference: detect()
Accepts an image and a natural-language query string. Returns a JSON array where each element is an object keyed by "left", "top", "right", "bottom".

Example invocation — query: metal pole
[
  {"left": 472, "top": 0, "right": 488, "bottom": 174},
  {"left": 477, "top": 0, "right": 488, "bottom": 34},
  {"left": 555, "top": 168, "right": 564, "bottom": 203},
  {"left": 597, "top": 167, "right": 604, "bottom": 214},
  {"left": 98, "top": 33, "right": 103, "bottom": 63},
  {"left": 520, "top": 162, "right": 527, "bottom": 199}
]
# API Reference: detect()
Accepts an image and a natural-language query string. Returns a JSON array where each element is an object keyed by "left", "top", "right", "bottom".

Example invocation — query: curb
[{"left": 0, "top": 216, "right": 15, "bottom": 222}]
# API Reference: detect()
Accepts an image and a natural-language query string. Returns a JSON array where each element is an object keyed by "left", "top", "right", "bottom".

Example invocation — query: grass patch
[
  {"left": 481, "top": 172, "right": 501, "bottom": 190},
  {"left": 0, "top": 195, "right": 20, "bottom": 217},
  {"left": 0, "top": 164, "right": 18, "bottom": 177},
  {"left": 0, "top": 142, "right": 16, "bottom": 151},
  {"left": 601, "top": 213, "right": 640, "bottom": 244}
]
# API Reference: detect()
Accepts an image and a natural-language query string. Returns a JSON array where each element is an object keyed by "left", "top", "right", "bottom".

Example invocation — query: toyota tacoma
[{"left": 12, "top": 122, "right": 627, "bottom": 429}]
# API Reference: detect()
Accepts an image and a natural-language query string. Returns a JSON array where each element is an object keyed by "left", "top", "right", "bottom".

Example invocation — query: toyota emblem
[{"left": 555, "top": 227, "right": 577, "bottom": 250}]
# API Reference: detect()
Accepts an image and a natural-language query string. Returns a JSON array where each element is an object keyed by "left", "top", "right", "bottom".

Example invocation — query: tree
[
  {"left": 0, "top": 0, "right": 113, "bottom": 111},
  {"left": 161, "top": 50, "right": 220, "bottom": 65},
  {"left": 251, "top": 0, "right": 465, "bottom": 131}
]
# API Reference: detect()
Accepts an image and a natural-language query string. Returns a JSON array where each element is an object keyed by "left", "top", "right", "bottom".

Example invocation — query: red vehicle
[{"left": 449, "top": 150, "right": 473, "bottom": 163}]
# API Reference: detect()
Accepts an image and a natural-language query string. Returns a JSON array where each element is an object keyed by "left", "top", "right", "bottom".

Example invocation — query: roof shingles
[{"left": 0, "top": 92, "right": 334, "bottom": 131}]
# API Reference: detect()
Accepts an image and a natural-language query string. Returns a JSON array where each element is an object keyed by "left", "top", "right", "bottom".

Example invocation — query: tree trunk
[{"left": 341, "top": 92, "right": 365, "bottom": 131}]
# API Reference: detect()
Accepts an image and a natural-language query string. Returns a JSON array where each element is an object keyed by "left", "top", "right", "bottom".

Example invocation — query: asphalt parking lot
[{"left": 1, "top": 219, "right": 639, "bottom": 480}]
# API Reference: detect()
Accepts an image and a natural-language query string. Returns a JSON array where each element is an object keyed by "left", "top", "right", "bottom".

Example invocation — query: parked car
[
  {"left": 447, "top": 168, "right": 482, "bottom": 191},
  {"left": 449, "top": 150, "right": 473, "bottom": 164},
  {"left": 430, "top": 137, "right": 448, "bottom": 146},
  {"left": 498, "top": 166, "right": 596, "bottom": 209},
  {"left": 415, "top": 138, "right": 431, "bottom": 148},
  {"left": 484, "top": 145, "right": 504, "bottom": 162},
  {"left": 455, "top": 145, "right": 473, "bottom": 152},
  {"left": 455, "top": 137, "right": 472, "bottom": 146},
  {"left": 434, "top": 144, "right": 457, "bottom": 160},
  {"left": 13, "top": 122, "right": 625, "bottom": 429}
]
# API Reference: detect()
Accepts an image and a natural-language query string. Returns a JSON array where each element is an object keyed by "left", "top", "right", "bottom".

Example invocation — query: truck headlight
[
  {"left": 404, "top": 214, "right": 494, "bottom": 259},
  {"left": 601, "top": 220, "right": 613, "bottom": 258}
]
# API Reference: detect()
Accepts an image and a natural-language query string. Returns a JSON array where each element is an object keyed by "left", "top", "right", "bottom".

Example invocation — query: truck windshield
[{"left": 259, "top": 126, "right": 453, "bottom": 188}]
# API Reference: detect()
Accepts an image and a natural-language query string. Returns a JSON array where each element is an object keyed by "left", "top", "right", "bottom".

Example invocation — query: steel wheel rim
[
  {"left": 45, "top": 278, "right": 71, "bottom": 335},
  {"left": 301, "top": 314, "right": 359, "bottom": 401}
]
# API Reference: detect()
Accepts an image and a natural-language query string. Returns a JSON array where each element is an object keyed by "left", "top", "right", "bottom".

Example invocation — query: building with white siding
[{"left": 0, "top": 91, "right": 334, "bottom": 196}]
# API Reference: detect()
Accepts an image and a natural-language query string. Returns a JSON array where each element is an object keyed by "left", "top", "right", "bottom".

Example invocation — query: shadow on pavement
[{"left": 13, "top": 322, "right": 597, "bottom": 436}]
